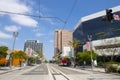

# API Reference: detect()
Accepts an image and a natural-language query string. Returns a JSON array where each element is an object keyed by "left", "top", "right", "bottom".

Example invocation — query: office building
[
  {"left": 24, "top": 40, "right": 43, "bottom": 53},
  {"left": 73, "top": 5, "right": 120, "bottom": 61},
  {"left": 54, "top": 29, "right": 73, "bottom": 55}
]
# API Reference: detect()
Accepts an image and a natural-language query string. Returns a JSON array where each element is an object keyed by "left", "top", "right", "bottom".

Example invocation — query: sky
[{"left": 0, "top": 0, "right": 120, "bottom": 60}]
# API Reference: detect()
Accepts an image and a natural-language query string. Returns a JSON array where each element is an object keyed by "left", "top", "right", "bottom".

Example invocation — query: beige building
[{"left": 54, "top": 29, "right": 73, "bottom": 55}]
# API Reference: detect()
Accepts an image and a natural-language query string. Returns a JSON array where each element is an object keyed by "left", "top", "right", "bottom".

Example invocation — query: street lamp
[
  {"left": 88, "top": 35, "right": 93, "bottom": 71},
  {"left": 10, "top": 32, "right": 18, "bottom": 69},
  {"left": 12, "top": 32, "right": 19, "bottom": 50}
]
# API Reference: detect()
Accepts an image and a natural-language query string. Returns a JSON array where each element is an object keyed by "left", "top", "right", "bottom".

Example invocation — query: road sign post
[{"left": 6, "top": 50, "right": 13, "bottom": 69}]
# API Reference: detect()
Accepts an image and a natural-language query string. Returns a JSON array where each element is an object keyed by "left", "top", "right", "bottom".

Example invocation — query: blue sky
[{"left": 0, "top": 0, "right": 120, "bottom": 60}]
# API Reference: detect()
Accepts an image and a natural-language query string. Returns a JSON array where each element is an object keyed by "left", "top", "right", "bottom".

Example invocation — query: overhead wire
[
  {"left": 0, "top": 0, "right": 66, "bottom": 24},
  {"left": 0, "top": 10, "right": 66, "bottom": 24},
  {"left": 61, "top": 0, "right": 77, "bottom": 29},
  {"left": 65, "top": 0, "right": 78, "bottom": 23},
  {"left": 0, "top": 10, "right": 39, "bottom": 18},
  {"left": 38, "top": 0, "right": 41, "bottom": 31},
  {"left": 39, "top": 0, "right": 41, "bottom": 17}
]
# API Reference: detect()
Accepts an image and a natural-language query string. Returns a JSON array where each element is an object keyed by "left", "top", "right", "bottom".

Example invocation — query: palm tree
[
  {"left": 53, "top": 53, "right": 60, "bottom": 63},
  {"left": 35, "top": 51, "right": 43, "bottom": 58},
  {"left": 68, "top": 39, "right": 81, "bottom": 67},
  {"left": 68, "top": 39, "right": 81, "bottom": 55},
  {"left": 35, "top": 51, "right": 44, "bottom": 63}
]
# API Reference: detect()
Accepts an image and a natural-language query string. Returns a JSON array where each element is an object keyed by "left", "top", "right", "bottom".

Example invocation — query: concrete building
[
  {"left": 24, "top": 40, "right": 43, "bottom": 54},
  {"left": 54, "top": 29, "right": 73, "bottom": 55},
  {"left": 73, "top": 5, "right": 120, "bottom": 62}
]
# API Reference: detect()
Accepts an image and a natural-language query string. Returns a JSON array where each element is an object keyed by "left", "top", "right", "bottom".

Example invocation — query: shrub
[
  {"left": 105, "top": 65, "right": 112, "bottom": 73},
  {"left": 105, "top": 65, "right": 118, "bottom": 73},
  {"left": 98, "top": 62, "right": 106, "bottom": 67},
  {"left": 105, "top": 62, "right": 119, "bottom": 64},
  {"left": 111, "top": 66, "right": 118, "bottom": 72},
  {"left": 118, "top": 67, "right": 120, "bottom": 73}
]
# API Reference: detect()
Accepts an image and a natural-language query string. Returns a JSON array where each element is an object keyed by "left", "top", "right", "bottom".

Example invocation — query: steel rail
[{"left": 49, "top": 65, "right": 70, "bottom": 80}]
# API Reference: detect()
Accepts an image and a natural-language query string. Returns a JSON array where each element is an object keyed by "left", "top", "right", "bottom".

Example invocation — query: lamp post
[
  {"left": 88, "top": 35, "right": 93, "bottom": 71},
  {"left": 10, "top": 32, "right": 18, "bottom": 69}
]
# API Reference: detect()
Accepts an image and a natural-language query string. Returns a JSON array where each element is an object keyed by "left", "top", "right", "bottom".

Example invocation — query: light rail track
[
  {"left": 52, "top": 71, "right": 70, "bottom": 80},
  {"left": 48, "top": 64, "right": 70, "bottom": 80}
]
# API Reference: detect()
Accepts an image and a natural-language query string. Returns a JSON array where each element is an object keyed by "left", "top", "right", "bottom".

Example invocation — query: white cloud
[
  {"left": 0, "top": 0, "right": 56, "bottom": 26},
  {"left": 11, "top": 15, "right": 38, "bottom": 27},
  {"left": 0, "top": 0, "right": 38, "bottom": 27},
  {"left": 36, "top": 33, "right": 45, "bottom": 37},
  {"left": 0, "top": 0, "right": 30, "bottom": 14},
  {"left": 5, "top": 25, "right": 21, "bottom": 32},
  {"left": 0, "top": 31, "right": 12, "bottom": 39}
]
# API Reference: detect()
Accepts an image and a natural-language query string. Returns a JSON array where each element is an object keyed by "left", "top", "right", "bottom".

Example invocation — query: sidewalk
[
  {"left": 70, "top": 66, "right": 105, "bottom": 73},
  {"left": 0, "top": 64, "right": 41, "bottom": 75},
  {"left": 83, "top": 67, "right": 105, "bottom": 73},
  {"left": 0, "top": 66, "right": 24, "bottom": 74}
]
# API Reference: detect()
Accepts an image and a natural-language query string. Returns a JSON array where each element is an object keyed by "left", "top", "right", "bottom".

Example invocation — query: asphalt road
[
  {"left": 23, "top": 63, "right": 48, "bottom": 75},
  {"left": 52, "top": 64, "right": 87, "bottom": 75}
]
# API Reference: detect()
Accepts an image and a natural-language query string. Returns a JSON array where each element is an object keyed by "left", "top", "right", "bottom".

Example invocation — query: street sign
[
  {"left": 7, "top": 50, "right": 12, "bottom": 54},
  {"left": 6, "top": 55, "right": 10, "bottom": 60}
]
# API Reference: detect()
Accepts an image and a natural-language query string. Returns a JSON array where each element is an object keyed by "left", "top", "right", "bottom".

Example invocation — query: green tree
[
  {"left": 69, "top": 39, "right": 80, "bottom": 49},
  {"left": 77, "top": 52, "right": 89, "bottom": 62},
  {"left": 13, "top": 50, "right": 27, "bottom": 60},
  {"left": 53, "top": 53, "right": 60, "bottom": 63},
  {"left": 35, "top": 51, "right": 43, "bottom": 58},
  {"left": 68, "top": 39, "right": 81, "bottom": 56},
  {"left": 28, "top": 57, "right": 36, "bottom": 64},
  {"left": 0, "top": 46, "right": 8, "bottom": 58},
  {"left": 77, "top": 50, "right": 98, "bottom": 62},
  {"left": 44, "top": 60, "right": 48, "bottom": 63},
  {"left": 18, "top": 51, "right": 27, "bottom": 60}
]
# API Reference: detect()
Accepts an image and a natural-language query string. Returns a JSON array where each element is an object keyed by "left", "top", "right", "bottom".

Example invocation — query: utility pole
[{"left": 88, "top": 35, "right": 93, "bottom": 71}]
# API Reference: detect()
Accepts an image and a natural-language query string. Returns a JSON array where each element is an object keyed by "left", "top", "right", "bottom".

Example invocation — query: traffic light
[{"left": 106, "top": 9, "right": 113, "bottom": 21}]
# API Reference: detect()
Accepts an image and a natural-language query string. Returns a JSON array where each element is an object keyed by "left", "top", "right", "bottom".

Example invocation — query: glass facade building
[{"left": 73, "top": 6, "right": 120, "bottom": 44}]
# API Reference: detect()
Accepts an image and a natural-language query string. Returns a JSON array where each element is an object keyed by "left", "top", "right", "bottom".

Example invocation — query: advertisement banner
[
  {"left": 25, "top": 48, "right": 32, "bottom": 57},
  {"left": 86, "top": 42, "right": 90, "bottom": 51},
  {"left": 61, "top": 47, "right": 74, "bottom": 57}
]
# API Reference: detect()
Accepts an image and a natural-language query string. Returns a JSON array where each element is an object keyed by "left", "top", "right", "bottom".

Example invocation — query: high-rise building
[
  {"left": 54, "top": 29, "right": 73, "bottom": 55},
  {"left": 24, "top": 40, "right": 43, "bottom": 53}
]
